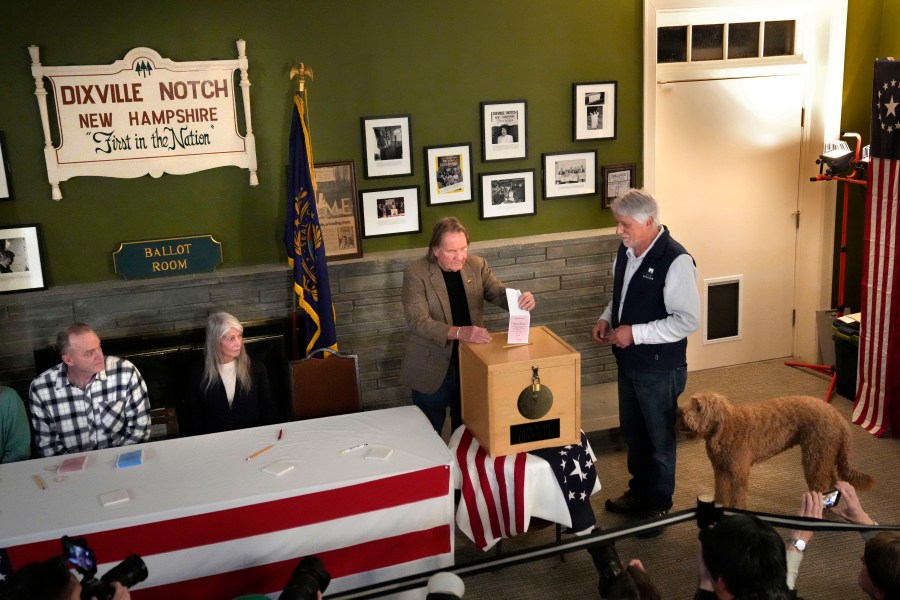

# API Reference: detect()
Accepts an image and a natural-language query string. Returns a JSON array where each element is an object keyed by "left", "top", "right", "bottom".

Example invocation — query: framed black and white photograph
[
  {"left": 479, "top": 169, "right": 536, "bottom": 220},
  {"left": 542, "top": 150, "right": 597, "bottom": 200},
  {"left": 424, "top": 143, "right": 474, "bottom": 206},
  {"left": 573, "top": 81, "right": 617, "bottom": 141},
  {"left": 360, "top": 186, "right": 421, "bottom": 237},
  {"left": 313, "top": 160, "right": 363, "bottom": 260},
  {"left": 0, "top": 224, "right": 46, "bottom": 295},
  {"left": 601, "top": 163, "right": 636, "bottom": 208},
  {"left": 481, "top": 100, "right": 527, "bottom": 162},
  {"left": 361, "top": 114, "right": 413, "bottom": 179},
  {"left": 0, "top": 131, "right": 13, "bottom": 200}
]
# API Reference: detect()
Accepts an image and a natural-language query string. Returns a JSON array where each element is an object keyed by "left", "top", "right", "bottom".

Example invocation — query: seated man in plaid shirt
[{"left": 29, "top": 323, "right": 151, "bottom": 457}]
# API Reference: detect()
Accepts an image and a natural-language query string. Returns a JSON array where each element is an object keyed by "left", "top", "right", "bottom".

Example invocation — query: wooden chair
[{"left": 289, "top": 347, "right": 362, "bottom": 420}]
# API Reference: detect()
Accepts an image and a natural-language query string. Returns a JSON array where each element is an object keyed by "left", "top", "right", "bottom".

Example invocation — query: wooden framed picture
[
  {"left": 601, "top": 163, "right": 637, "bottom": 208},
  {"left": 481, "top": 100, "right": 527, "bottom": 162},
  {"left": 479, "top": 169, "right": 536, "bottom": 220},
  {"left": 0, "top": 224, "right": 47, "bottom": 294},
  {"left": 360, "top": 186, "right": 421, "bottom": 237},
  {"left": 573, "top": 81, "right": 617, "bottom": 141},
  {"left": 0, "top": 131, "right": 13, "bottom": 200},
  {"left": 361, "top": 114, "right": 413, "bottom": 179},
  {"left": 313, "top": 160, "right": 362, "bottom": 260},
  {"left": 424, "top": 143, "right": 474, "bottom": 205},
  {"left": 542, "top": 150, "right": 597, "bottom": 199}
]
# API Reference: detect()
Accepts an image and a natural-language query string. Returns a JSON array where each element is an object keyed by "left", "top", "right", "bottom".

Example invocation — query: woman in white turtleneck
[{"left": 186, "top": 312, "right": 277, "bottom": 435}]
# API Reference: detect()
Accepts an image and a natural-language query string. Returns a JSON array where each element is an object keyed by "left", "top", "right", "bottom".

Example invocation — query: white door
[
  {"left": 656, "top": 74, "right": 802, "bottom": 370},
  {"left": 645, "top": 0, "right": 850, "bottom": 369}
]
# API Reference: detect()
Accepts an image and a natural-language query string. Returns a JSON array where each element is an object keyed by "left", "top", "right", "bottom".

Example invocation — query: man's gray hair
[
  {"left": 610, "top": 188, "right": 659, "bottom": 226},
  {"left": 57, "top": 323, "right": 96, "bottom": 357}
]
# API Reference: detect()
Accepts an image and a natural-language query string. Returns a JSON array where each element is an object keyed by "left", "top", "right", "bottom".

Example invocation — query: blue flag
[{"left": 283, "top": 92, "right": 337, "bottom": 354}]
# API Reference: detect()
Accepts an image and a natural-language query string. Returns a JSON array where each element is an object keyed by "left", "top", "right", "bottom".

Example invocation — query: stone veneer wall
[{"left": 0, "top": 230, "right": 620, "bottom": 408}]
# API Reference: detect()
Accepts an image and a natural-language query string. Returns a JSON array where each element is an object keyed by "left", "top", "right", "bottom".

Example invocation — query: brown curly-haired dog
[{"left": 676, "top": 392, "right": 874, "bottom": 509}]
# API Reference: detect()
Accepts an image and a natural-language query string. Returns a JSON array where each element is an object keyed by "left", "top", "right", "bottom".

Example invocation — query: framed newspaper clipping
[
  {"left": 314, "top": 161, "right": 362, "bottom": 260},
  {"left": 601, "top": 163, "right": 636, "bottom": 208}
]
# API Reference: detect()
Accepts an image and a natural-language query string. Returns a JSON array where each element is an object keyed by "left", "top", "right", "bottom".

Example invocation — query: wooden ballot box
[{"left": 460, "top": 325, "right": 581, "bottom": 457}]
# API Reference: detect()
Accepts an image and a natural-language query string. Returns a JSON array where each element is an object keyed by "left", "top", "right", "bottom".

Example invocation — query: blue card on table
[{"left": 117, "top": 449, "right": 144, "bottom": 468}]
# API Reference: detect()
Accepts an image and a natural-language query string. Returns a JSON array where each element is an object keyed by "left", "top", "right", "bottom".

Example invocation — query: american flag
[
  {"left": 854, "top": 58, "right": 900, "bottom": 437},
  {"left": 451, "top": 427, "right": 599, "bottom": 550}
]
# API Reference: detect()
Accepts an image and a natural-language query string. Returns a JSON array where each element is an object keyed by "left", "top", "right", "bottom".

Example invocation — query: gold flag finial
[{"left": 289, "top": 62, "right": 314, "bottom": 92}]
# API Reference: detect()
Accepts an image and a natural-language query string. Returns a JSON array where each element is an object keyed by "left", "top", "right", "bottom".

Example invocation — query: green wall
[{"left": 0, "top": 1, "right": 641, "bottom": 286}]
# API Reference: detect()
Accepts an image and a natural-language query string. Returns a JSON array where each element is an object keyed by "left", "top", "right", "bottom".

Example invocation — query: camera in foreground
[
  {"left": 279, "top": 556, "right": 331, "bottom": 600},
  {"left": 62, "top": 536, "right": 148, "bottom": 600}
]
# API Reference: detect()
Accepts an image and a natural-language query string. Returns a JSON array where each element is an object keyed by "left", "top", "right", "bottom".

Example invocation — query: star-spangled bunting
[
  {"left": 875, "top": 77, "right": 900, "bottom": 135},
  {"left": 531, "top": 431, "right": 598, "bottom": 533},
  {"left": 451, "top": 427, "right": 600, "bottom": 550}
]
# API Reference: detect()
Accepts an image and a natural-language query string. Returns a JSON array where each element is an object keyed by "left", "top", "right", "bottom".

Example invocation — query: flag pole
[{"left": 288, "top": 62, "right": 313, "bottom": 360}]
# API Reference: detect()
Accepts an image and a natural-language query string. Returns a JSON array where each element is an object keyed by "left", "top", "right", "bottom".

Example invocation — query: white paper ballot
[{"left": 506, "top": 288, "right": 531, "bottom": 344}]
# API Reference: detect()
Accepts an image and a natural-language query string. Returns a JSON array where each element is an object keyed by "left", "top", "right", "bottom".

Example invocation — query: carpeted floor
[{"left": 454, "top": 360, "right": 900, "bottom": 599}]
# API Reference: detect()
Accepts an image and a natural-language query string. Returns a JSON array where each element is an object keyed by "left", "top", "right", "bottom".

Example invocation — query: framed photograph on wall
[
  {"left": 479, "top": 169, "right": 536, "bottom": 220},
  {"left": 601, "top": 163, "right": 636, "bottom": 208},
  {"left": 313, "top": 160, "right": 362, "bottom": 260},
  {"left": 542, "top": 150, "right": 597, "bottom": 199},
  {"left": 424, "top": 143, "right": 474, "bottom": 205},
  {"left": 0, "top": 224, "right": 46, "bottom": 294},
  {"left": 361, "top": 114, "right": 413, "bottom": 179},
  {"left": 0, "top": 131, "right": 13, "bottom": 200},
  {"left": 573, "top": 81, "right": 617, "bottom": 141},
  {"left": 360, "top": 186, "right": 421, "bottom": 238},
  {"left": 481, "top": 100, "right": 527, "bottom": 162}
]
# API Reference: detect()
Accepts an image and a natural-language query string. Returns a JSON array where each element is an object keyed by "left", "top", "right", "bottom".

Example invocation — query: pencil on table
[{"left": 245, "top": 444, "right": 275, "bottom": 461}]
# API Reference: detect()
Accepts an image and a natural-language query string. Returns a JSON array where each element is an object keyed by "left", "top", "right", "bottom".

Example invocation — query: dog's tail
[{"left": 837, "top": 443, "right": 875, "bottom": 491}]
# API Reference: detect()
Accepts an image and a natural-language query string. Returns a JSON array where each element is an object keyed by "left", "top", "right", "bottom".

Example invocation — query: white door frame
[{"left": 643, "top": 0, "right": 847, "bottom": 364}]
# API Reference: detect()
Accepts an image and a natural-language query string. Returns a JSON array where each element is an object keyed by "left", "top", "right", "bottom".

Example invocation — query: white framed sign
[{"left": 28, "top": 41, "right": 258, "bottom": 200}]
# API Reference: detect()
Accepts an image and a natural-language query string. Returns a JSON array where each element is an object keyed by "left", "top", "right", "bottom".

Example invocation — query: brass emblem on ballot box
[{"left": 517, "top": 366, "right": 553, "bottom": 419}]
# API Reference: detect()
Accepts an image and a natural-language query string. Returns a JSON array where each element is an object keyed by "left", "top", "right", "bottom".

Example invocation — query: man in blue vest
[{"left": 591, "top": 188, "right": 700, "bottom": 536}]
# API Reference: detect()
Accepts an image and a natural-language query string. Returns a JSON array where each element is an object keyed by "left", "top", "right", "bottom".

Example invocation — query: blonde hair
[{"left": 202, "top": 312, "right": 251, "bottom": 393}]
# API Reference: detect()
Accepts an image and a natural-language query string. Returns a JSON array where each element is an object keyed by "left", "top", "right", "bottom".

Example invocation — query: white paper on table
[{"left": 506, "top": 288, "right": 531, "bottom": 344}]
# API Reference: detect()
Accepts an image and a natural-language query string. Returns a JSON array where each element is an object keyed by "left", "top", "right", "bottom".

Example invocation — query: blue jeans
[
  {"left": 617, "top": 364, "right": 687, "bottom": 511},
  {"left": 412, "top": 363, "right": 461, "bottom": 434}
]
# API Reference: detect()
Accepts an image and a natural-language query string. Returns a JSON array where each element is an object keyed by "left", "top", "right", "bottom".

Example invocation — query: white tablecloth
[{"left": 0, "top": 406, "right": 454, "bottom": 598}]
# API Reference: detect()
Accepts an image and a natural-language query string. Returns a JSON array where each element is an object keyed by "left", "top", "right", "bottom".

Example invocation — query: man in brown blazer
[{"left": 400, "top": 217, "right": 536, "bottom": 434}]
